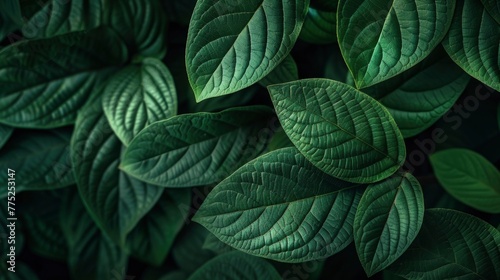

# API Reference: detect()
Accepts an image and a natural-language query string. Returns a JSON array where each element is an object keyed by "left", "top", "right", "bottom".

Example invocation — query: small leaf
[
  {"left": 443, "top": 0, "right": 500, "bottom": 91},
  {"left": 299, "top": 7, "right": 336, "bottom": 44},
  {"left": 71, "top": 98, "right": 163, "bottom": 243},
  {"left": 121, "top": 106, "right": 275, "bottom": 187},
  {"left": 186, "top": 0, "right": 309, "bottom": 101},
  {"left": 126, "top": 190, "right": 191, "bottom": 266},
  {"left": 194, "top": 147, "right": 363, "bottom": 262},
  {"left": 338, "top": 0, "right": 455, "bottom": 88},
  {"left": 268, "top": 79, "right": 406, "bottom": 183},
  {"left": 0, "top": 27, "right": 128, "bottom": 128},
  {"left": 0, "top": 128, "right": 74, "bottom": 198},
  {"left": 187, "top": 251, "right": 281, "bottom": 280},
  {"left": 430, "top": 148, "right": 500, "bottom": 213},
  {"left": 103, "top": 58, "right": 177, "bottom": 145},
  {"left": 0, "top": 124, "right": 13, "bottom": 150},
  {"left": 354, "top": 173, "right": 425, "bottom": 276},
  {"left": 389, "top": 209, "right": 500, "bottom": 279},
  {"left": 259, "top": 55, "right": 299, "bottom": 87}
]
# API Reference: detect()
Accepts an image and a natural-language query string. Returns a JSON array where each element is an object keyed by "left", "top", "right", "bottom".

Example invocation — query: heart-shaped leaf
[
  {"left": 194, "top": 147, "right": 363, "bottom": 262},
  {"left": 338, "top": 0, "right": 455, "bottom": 88},
  {"left": 121, "top": 106, "right": 275, "bottom": 187},
  {"left": 268, "top": 79, "right": 406, "bottom": 183},
  {"left": 443, "top": 0, "right": 500, "bottom": 91},
  {"left": 430, "top": 148, "right": 500, "bottom": 213},
  {"left": 103, "top": 58, "right": 177, "bottom": 146},
  {"left": 354, "top": 173, "right": 424, "bottom": 276},
  {"left": 389, "top": 209, "right": 500, "bottom": 279},
  {"left": 186, "top": 0, "right": 309, "bottom": 101}
]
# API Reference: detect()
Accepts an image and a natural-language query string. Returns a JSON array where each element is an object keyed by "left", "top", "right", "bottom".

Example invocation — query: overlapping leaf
[
  {"left": 430, "top": 149, "right": 500, "bottom": 213},
  {"left": 121, "top": 106, "right": 275, "bottom": 187},
  {"left": 268, "top": 79, "right": 406, "bottom": 183},
  {"left": 0, "top": 27, "right": 128, "bottom": 128},
  {"left": 103, "top": 58, "right": 177, "bottom": 145},
  {"left": 443, "top": 0, "right": 500, "bottom": 91},
  {"left": 299, "top": 7, "right": 336, "bottom": 44},
  {"left": 259, "top": 55, "right": 299, "bottom": 87},
  {"left": 354, "top": 173, "right": 424, "bottom": 276},
  {"left": 186, "top": 0, "right": 309, "bottom": 101},
  {"left": 194, "top": 147, "right": 363, "bottom": 262},
  {"left": 389, "top": 209, "right": 500, "bottom": 279},
  {"left": 481, "top": 0, "right": 500, "bottom": 25},
  {"left": 338, "top": 0, "right": 455, "bottom": 88}
]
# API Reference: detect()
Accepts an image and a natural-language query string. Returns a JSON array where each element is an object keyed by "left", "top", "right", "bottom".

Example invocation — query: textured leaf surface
[
  {"left": 378, "top": 55, "right": 470, "bottom": 137},
  {"left": 268, "top": 79, "right": 406, "bottom": 183},
  {"left": 299, "top": 7, "right": 336, "bottom": 44},
  {"left": 443, "top": 0, "right": 500, "bottom": 91},
  {"left": 259, "top": 55, "right": 299, "bottom": 87},
  {"left": 0, "top": 124, "right": 13, "bottom": 150},
  {"left": 194, "top": 147, "right": 363, "bottom": 262},
  {"left": 186, "top": 0, "right": 309, "bottom": 101},
  {"left": 481, "top": 0, "right": 500, "bottom": 25},
  {"left": 121, "top": 106, "right": 275, "bottom": 187},
  {"left": 0, "top": 27, "right": 128, "bottom": 128},
  {"left": 188, "top": 251, "right": 281, "bottom": 280},
  {"left": 22, "top": 0, "right": 106, "bottom": 39},
  {"left": 354, "top": 173, "right": 424, "bottom": 276},
  {"left": 71, "top": 98, "right": 163, "bottom": 243},
  {"left": 430, "top": 149, "right": 500, "bottom": 213},
  {"left": 126, "top": 190, "right": 191, "bottom": 266},
  {"left": 61, "top": 192, "right": 127, "bottom": 280},
  {"left": 103, "top": 58, "right": 177, "bottom": 145},
  {"left": 0, "top": 128, "right": 74, "bottom": 198},
  {"left": 338, "top": 0, "right": 455, "bottom": 88},
  {"left": 389, "top": 209, "right": 500, "bottom": 279}
]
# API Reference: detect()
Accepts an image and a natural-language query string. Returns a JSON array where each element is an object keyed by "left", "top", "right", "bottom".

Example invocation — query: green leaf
[
  {"left": 267, "top": 127, "right": 293, "bottom": 151},
  {"left": 71, "top": 98, "right": 163, "bottom": 243},
  {"left": 61, "top": 191, "right": 128, "bottom": 280},
  {"left": 22, "top": 0, "right": 107, "bottom": 39},
  {"left": 0, "top": 0, "right": 22, "bottom": 41},
  {"left": 268, "top": 79, "right": 406, "bottom": 183},
  {"left": 389, "top": 209, "right": 500, "bottom": 279},
  {"left": 481, "top": 0, "right": 500, "bottom": 25},
  {"left": 103, "top": 58, "right": 177, "bottom": 146},
  {"left": 0, "top": 27, "right": 128, "bottom": 128},
  {"left": 187, "top": 85, "right": 259, "bottom": 113},
  {"left": 377, "top": 55, "right": 470, "bottom": 137},
  {"left": 0, "top": 128, "right": 74, "bottom": 198},
  {"left": 194, "top": 147, "right": 363, "bottom": 262},
  {"left": 443, "top": 0, "right": 500, "bottom": 92},
  {"left": 430, "top": 149, "right": 500, "bottom": 213},
  {"left": 121, "top": 106, "right": 275, "bottom": 187},
  {"left": 354, "top": 173, "right": 425, "bottom": 276},
  {"left": 259, "top": 55, "right": 299, "bottom": 87},
  {"left": 172, "top": 224, "right": 217, "bottom": 273},
  {"left": 0, "top": 124, "right": 13, "bottom": 150},
  {"left": 186, "top": 0, "right": 309, "bottom": 101},
  {"left": 109, "top": 0, "right": 168, "bottom": 58},
  {"left": 126, "top": 189, "right": 191, "bottom": 266},
  {"left": 202, "top": 234, "right": 234, "bottom": 255},
  {"left": 187, "top": 251, "right": 281, "bottom": 280},
  {"left": 299, "top": 7, "right": 336, "bottom": 44},
  {"left": 337, "top": 0, "right": 455, "bottom": 88}
]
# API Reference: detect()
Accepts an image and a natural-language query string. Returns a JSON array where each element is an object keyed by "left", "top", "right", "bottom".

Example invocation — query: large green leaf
[
  {"left": 481, "top": 0, "right": 500, "bottom": 24},
  {"left": 186, "top": 0, "right": 309, "bottom": 101},
  {"left": 103, "top": 58, "right": 177, "bottom": 146},
  {"left": 121, "top": 106, "right": 275, "bottom": 187},
  {"left": 337, "top": 0, "right": 455, "bottom": 88},
  {"left": 389, "top": 209, "right": 500, "bottom": 279},
  {"left": 0, "top": 124, "right": 13, "bottom": 150},
  {"left": 109, "top": 0, "right": 168, "bottom": 58},
  {"left": 71, "top": 98, "right": 163, "bottom": 243},
  {"left": 430, "top": 149, "right": 500, "bottom": 213},
  {"left": 299, "top": 7, "right": 336, "bottom": 44},
  {"left": 0, "top": 0, "right": 22, "bottom": 41},
  {"left": 354, "top": 173, "right": 424, "bottom": 276},
  {"left": 61, "top": 191, "right": 128, "bottom": 280},
  {"left": 0, "top": 27, "right": 128, "bottom": 128},
  {"left": 0, "top": 128, "right": 74, "bottom": 198},
  {"left": 258, "top": 55, "right": 299, "bottom": 87},
  {"left": 22, "top": 0, "right": 107, "bottom": 39},
  {"left": 188, "top": 251, "right": 281, "bottom": 280},
  {"left": 443, "top": 0, "right": 500, "bottom": 92},
  {"left": 172, "top": 223, "right": 217, "bottom": 273},
  {"left": 194, "top": 147, "right": 363, "bottom": 262},
  {"left": 126, "top": 189, "right": 191, "bottom": 266},
  {"left": 377, "top": 55, "right": 470, "bottom": 137},
  {"left": 268, "top": 79, "right": 406, "bottom": 183}
]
